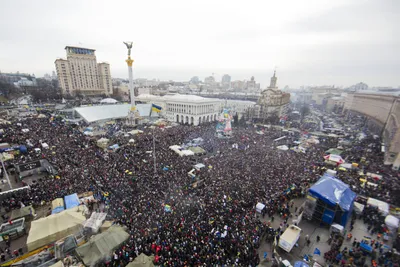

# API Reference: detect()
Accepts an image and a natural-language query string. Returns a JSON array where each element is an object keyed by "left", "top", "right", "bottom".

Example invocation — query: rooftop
[
  {"left": 74, "top": 104, "right": 157, "bottom": 123},
  {"left": 65, "top": 46, "right": 96, "bottom": 51}
]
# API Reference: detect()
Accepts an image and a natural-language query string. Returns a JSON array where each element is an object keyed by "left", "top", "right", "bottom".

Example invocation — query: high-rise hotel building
[{"left": 55, "top": 46, "right": 112, "bottom": 96}]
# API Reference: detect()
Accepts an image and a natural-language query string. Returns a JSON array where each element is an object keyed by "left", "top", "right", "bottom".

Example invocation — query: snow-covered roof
[
  {"left": 162, "top": 94, "right": 219, "bottom": 103},
  {"left": 74, "top": 104, "right": 157, "bottom": 123}
]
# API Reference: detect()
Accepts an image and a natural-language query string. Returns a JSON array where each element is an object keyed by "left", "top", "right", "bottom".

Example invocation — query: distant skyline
[{"left": 1, "top": 0, "right": 399, "bottom": 88}]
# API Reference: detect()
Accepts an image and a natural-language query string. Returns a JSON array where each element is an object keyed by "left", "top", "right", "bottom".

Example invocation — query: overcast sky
[{"left": 1, "top": 0, "right": 399, "bottom": 88}]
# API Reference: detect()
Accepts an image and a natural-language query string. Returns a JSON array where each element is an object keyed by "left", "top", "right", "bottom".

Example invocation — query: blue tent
[
  {"left": 294, "top": 262, "right": 309, "bottom": 267},
  {"left": 51, "top": 206, "right": 65, "bottom": 215},
  {"left": 64, "top": 193, "right": 80, "bottom": 209},
  {"left": 308, "top": 175, "right": 356, "bottom": 226}
]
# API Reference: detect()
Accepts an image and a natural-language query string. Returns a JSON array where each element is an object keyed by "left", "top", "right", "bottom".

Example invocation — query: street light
[{"left": 0, "top": 155, "right": 12, "bottom": 189}]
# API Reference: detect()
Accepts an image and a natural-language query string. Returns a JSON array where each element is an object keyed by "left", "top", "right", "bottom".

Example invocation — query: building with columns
[
  {"left": 164, "top": 94, "right": 220, "bottom": 125},
  {"left": 136, "top": 93, "right": 220, "bottom": 126}
]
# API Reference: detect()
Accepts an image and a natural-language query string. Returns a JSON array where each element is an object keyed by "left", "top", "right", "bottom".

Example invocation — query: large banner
[{"left": 19, "top": 161, "right": 41, "bottom": 172}]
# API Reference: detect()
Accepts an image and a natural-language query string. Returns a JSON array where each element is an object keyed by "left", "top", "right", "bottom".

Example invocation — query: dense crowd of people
[{"left": 0, "top": 110, "right": 398, "bottom": 266}]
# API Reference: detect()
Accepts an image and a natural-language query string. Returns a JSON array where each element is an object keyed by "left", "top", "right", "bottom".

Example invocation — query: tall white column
[{"left": 128, "top": 64, "right": 135, "bottom": 110}]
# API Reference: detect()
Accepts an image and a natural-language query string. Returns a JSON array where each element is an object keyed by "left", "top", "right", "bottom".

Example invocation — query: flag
[
  {"left": 314, "top": 248, "right": 321, "bottom": 255},
  {"left": 152, "top": 104, "right": 162, "bottom": 113}
]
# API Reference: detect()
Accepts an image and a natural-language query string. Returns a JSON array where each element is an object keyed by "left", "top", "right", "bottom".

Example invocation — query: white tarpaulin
[
  {"left": 340, "top": 163, "right": 353, "bottom": 169},
  {"left": 324, "top": 154, "right": 344, "bottom": 163},
  {"left": 277, "top": 145, "right": 289, "bottom": 151},
  {"left": 84, "top": 212, "right": 108, "bottom": 234},
  {"left": 385, "top": 215, "right": 399, "bottom": 232},
  {"left": 353, "top": 202, "right": 365, "bottom": 214},
  {"left": 169, "top": 145, "right": 194, "bottom": 157},
  {"left": 256, "top": 203, "right": 265, "bottom": 213},
  {"left": 367, "top": 197, "right": 389, "bottom": 216}
]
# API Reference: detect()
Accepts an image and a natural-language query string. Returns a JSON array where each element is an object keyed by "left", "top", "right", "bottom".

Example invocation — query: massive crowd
[{"left": 0, "top": 111, "right": 398, "bottom": 266}]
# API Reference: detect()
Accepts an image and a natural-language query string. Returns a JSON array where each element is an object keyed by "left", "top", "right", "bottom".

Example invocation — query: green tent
[
  {"left": 187, "top": 146, "right": 206, "bottom": 154},
  {"left": 326, "top": 148, "right": 343, "bottom": 155},
  {"left": 75, "top": 226, "right": 129, "bottom": 266},
  {"left": 10, "top": 206, "right": 35, "bottom": 220},
  {"left": 126, "top": 253, "right": 155, "bottom": 267}
]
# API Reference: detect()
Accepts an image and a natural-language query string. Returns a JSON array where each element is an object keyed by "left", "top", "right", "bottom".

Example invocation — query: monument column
[{"left": 124, "top": 42, "right": 139, "bottom": 125}]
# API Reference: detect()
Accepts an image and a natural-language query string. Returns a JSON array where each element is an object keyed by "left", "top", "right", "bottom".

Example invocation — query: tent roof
[
  {"left": 64, "top": 193, "right": 80, "bottom": 209},
  {"left": 74, "top": 104, "right": 157, "bottom": 123},
  {"left": 100, "top": 98, "right": 118, "bottom": 104},
  {"left": 326, "top": 148, "right": 343, "bottom": 155},
  {"left": 309, "top": 175, "right": 356, "bottom": 211},
  {"left": 76, "top": 226, "right": 129, "bottom": 266},
  {"left": 27, "top": 206, "right": 85, "bottom": 251},
  {"left": 126, "top": 253, "right": 155, "bottom": 267},
  {"left": 188, "top": 146, "right": 206, "bottom": 154},
  {"left": 10, "top": 206, "right": 35, "bottom": 220}
]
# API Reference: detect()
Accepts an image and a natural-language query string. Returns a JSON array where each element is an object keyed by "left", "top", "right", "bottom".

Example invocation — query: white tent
[
  {"left": 367, "top": 197, "right": 389, "bottom": 216},
  {"left": 42, "top": 143, "right": 49, "bottom": 149},
  {"left": 277, "top": 145, "right": 289, "bottom": 151},
  {"left": 194, "top": 163, "right": 205, "bottom": 170},
  {"left": 340, "top": 163, "right": 353, "bottom": 169},
  {"left": 256, "top": 203, "right": 265, "bottom": 213},
  {"left": 97, "top": 138, "right": 109, "bottom": 149},
  {"left": 128, "top": 130, "right": 144, "bottom": 135},
  {"left": 83, "top": 212, "right": 108, "bottom": 234},
  {"left": 100, "top": 98, "right": 118, "bottom": 104},
  {"left": 27, "top": 207, "right": 85, "bottom": 251},
  {"left": 324, "top": 154, "right": 345, "bottom": 164},
  {"left": 169, "top": 145, "right": 194, "bottom": 157},
  {"left": 129, "top": 139, "right": 135, "bottom": 143},
  {"left": 353, "top": 202, "right": 365, "bottom": 214},
  {"left": 385, "top": 215, "right": 399, "bottom": 233}
]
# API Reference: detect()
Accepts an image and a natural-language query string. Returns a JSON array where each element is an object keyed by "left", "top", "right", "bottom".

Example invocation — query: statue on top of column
[{"left": 123, "top": 42, "right": 133, "bottom": 56}]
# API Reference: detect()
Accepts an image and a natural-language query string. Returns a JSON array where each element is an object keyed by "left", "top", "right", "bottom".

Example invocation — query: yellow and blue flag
[{"left": 152, "top": 104, "right": 162, "bottom": 113}]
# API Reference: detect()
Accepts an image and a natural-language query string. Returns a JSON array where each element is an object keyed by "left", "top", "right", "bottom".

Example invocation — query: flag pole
[{"left": 150, "top": 106, "right": 157, "bottom": 175}]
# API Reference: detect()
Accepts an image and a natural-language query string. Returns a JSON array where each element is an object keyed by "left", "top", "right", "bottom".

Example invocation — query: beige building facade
[
  {"left": 344, "top": 93, "right": 400, "bottom": 169},
  {"left": 55, "top": 46, "right": 112, "bottom": 96},
  {"left": 251, "top": 71, "right": 290, "bottom": 120}
]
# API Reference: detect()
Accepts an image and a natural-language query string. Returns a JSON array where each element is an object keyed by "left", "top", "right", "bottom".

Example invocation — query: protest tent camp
[
  {"left": 27, "top": 206, "right": 85, "bottom": 251},
  {"left": 126, "top": 253, "right": 155, "bottom": 267},
  {"left": 306, "top": 175, "right": 356, "bottom": 226},
  {"left": 75, "top": 226, "right": 129, "bottom": 267},
  {"left": 64, "top": 193, "right": 80, "bottom": 210}
]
